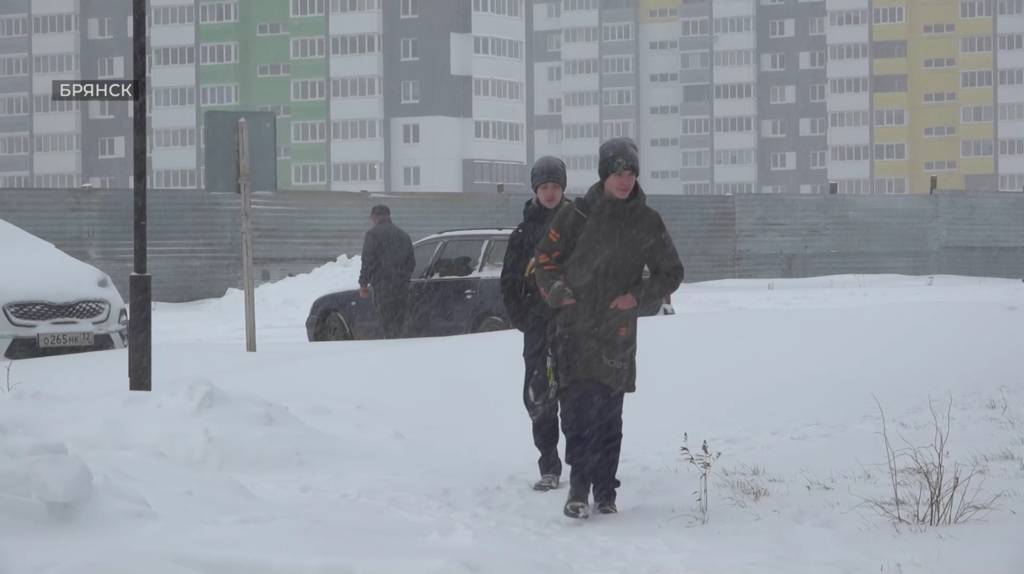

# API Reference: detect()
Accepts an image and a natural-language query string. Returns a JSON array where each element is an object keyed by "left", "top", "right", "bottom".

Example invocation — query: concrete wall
[{"left": 1, "top": 187, "right": 1021, "bottom": 302}]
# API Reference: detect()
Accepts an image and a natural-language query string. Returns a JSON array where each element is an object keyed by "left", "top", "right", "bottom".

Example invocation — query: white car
[{"left": 1, "top": 219, "right": 128, "bottom": 360}]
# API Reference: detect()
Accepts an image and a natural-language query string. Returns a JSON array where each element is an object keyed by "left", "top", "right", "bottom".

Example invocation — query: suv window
[
  {"left": 412, "top": 241, "right": 440, "bottom": 279},
  {"left": 482, "top": 239, "right": 508, "bottom": 273},
  {"left": 431, "top": 239, "right": 486, "bottom": 278}
]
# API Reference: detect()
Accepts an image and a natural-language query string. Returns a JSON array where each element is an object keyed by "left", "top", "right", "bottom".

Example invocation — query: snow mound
[
  {"left": 154, "top": 255, "right": 362, "bottom": 344},
  {"left": 0, "top": 432, "right": 93, "bottom": 519}
]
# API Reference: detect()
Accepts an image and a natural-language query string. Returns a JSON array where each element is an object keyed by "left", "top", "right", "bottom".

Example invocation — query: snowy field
[{"left": 2, "top": 258, "right": 1023, "bottom": 574}]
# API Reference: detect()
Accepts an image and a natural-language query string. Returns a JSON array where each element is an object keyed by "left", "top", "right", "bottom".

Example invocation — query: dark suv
[{"left": 305, "top": 228, "right": 673, "bottom": 342}]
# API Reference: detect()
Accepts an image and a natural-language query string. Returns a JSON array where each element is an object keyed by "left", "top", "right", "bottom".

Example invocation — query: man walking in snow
[
  {"left": 358, "top": 205, "right": 416, "bottom": 339},
  {"left": 501, "top": 156, "right": 571, "bottom": 493},
  {"left": 534, "top": 138, "right": 684, "bottom": 519}
]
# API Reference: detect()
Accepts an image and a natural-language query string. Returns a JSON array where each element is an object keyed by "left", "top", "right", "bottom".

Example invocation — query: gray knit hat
[
  {"left": 530, "top": 156, "right": 567, "bottom": 193},
  {"left": 598, "top": 137, "right": 639, "bottom": 181}
]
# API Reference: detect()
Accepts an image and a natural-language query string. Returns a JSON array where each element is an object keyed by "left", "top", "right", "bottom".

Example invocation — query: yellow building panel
[
  {"left": 873, "top": 26, "right": 909, "bottom": 43},
  {"left": 916, "top": 103, "right": 960, "bottom": 121},
  {"left": 959, "top": 53, "right": 996, "bottom": 71},
  {"left": 959, "top": 123, "right": 995, "bottom": 139},
  {"left": 958, "top": 19, "right": 994, "bottom": 36},
  {"left": 959, "top": 88, "right": 994, "bottom": 106},
  {"left": 876, "top": 162, "right": 909, "bottom": 178},
  {"left": 961, "top": 157, "right": 995, "bottom": 175},
  {"left": 874, "top": 58, "right": 908, "bottom": 76},
  {"left": 875, "top": 126, "right": 910, "bottom": 143},
  {"left": 639, "top": 0, "right": 677, "bottom": 23},
  {"left": 874, "top": 93, "right": 909, "bottom": 107}
]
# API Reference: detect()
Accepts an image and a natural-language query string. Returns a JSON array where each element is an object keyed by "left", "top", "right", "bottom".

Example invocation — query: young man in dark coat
[
  {"left": 534, "top": 138, "right": 684, "bottom": 519},
  {"left": 358, "top": 204, "right": 416, "bottom": 339},
  {"left": 501, "top": 156, "right": 571, "bottom": 492}
]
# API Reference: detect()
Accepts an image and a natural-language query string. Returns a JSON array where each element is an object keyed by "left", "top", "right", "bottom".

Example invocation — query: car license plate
[{"left": 38, "top": 332, "right": 94, "bottom": 349}]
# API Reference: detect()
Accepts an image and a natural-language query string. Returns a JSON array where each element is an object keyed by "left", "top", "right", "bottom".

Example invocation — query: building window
[
  {"left": 809, "top": 16, "right": 825, "bottom": 35},
  {"left": 87, "top": 17, "right": 114, "bottom": 39},
  {"left": 333, "top": 162, "right": 381, "bottom": 183},
  {"left": 762, "top": 53, "right": 786, "bottom": 72},
  {"left": 0, "top": 15, "right": 28, "bottom": 38},
  {"left": 962, "top": 105, "right": 994, "bottom": 122},
  {"left": 257, "top": 22, "right": 288, "bottom": 35},
  {"left": 475, "top": 120, "right": 524, "bottom": 142},
  {"left": 152, "top": 46, "right": 195, "bottom": 67},
  {"left": 0, "top": 94, "right": 30, "bottom": 116},
  {"left": 401, "top": 0, "right": 419, "bottom": 17},
  {"left": 331, "top": 119, "right": 381, "bottom": 140},
  {"left": 330, "top": 76, "right": 381, "bottom": 98},
  {"left": 602, "top": 22, "right": 632, "bottom": 42},
  {"left": 401, "top": 38, "right": 419, "bottom": 61},
  {"left": 403, "top": 123, "right": 420, "bottom": 143},
  {"left": 97, "top": 57, "right": 123, "bottom": 78},
  {"left": 200, "top": 2, "right": 239, "bottom": 23},
  {"left": 473, "top": 78, "right": 523, "bottom": 100},
  {"left": 200, "top": 84, "right": 239, "bottom": 105},
  {"left": 330, "top": 33, "right": 381, "bottom": 55},
  {"left": 292, "top": 79, "right": 327, "bottom": 101},
  {"left": 151, "top": 6, "right": 194, "bottom": 26},
  {"left": 403, "top": 166, "right": 421, "bottom": 187},
  {"left": 291, "top": 37, "right": 325, "bottom": 59},
  {"left": 473, "top": 0, "right": 522, "bottom": 16},
  {"left": 960, "top": 0, "right": 993, "bottom": 18},
  {"left": 98, "top": 135, "right": 125, "bottom": 157},
  {"left": 874, "top": 143, "right": 907, "bottom": 161},
  {"left": 961, "top": 139, "right": 994, "bottom": 157},
  {"left": 873, "top": 6, "right": 905, "bottom": 23},
  {"left": 473, "top": 36, "right": 524, "bottom": 60},
  {"left": 291, "top": 121, "right": 328, "bottom": 143},
  {"left": 292, "top": 163, "right": 328, "bottom": 185},
  {"left": 257, "top": 63, "right": 291, "bottom": 77},
  {"left": 768, "top": 19, "right": 793, "bottom": 38},
  {"left": 924, "top": 125, "right": 956, "bottom": 137},
  {"left": 809, "top": 83, "right": 826, "bottom": 102},
  {"left": 200, "top": 43, "right": 239, "bottom": 65},
  {"left": 680, "top": 18, "right": 708, "bottom": 37},
  {"left": 291, "top": 0, "right": 325, "bottom": 17},
  {"left": 401, "top": 80, "right": 420, "bottom": 103},
  {"left": 331, "top": 0, "right": 381, "bottom": 12}
]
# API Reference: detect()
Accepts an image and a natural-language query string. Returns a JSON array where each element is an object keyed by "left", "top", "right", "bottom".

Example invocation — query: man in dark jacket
[
  {"left": 358, "top": 205, "right": 416, "bottom": 339},
  {"left": 501, "top": 156, "right": 571, "bottom": 492},
  {"left": 534, "top": 138, "right": 684, "bottom": 519}
]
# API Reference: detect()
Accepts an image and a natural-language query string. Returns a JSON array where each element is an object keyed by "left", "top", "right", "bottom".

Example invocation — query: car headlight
[{"left": 118, "top": 308, "right": 128, "bottom": 326}]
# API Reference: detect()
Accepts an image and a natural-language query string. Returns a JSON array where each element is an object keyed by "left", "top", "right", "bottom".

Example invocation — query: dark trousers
[
  {"left": 522, "top": 325, "right": 562, "bottom": 478},
  {"left": 372, "top": 283, "right": 408, "bottom": 339},
  {"left": 559, "top": 379, "right": 624, "bottom": 503}
]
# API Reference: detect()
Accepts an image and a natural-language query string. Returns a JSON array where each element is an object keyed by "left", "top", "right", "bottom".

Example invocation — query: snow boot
[{"left": 533, "top": 474, "right": 560, "bottom": 492}]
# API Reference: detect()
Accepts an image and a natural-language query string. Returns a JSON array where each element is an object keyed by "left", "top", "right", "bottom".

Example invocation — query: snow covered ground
[{"left": 1, "top": 259, "right": 1023, "bottom": 574}]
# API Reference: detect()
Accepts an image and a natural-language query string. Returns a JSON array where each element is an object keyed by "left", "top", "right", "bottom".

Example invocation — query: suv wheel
[{"left": 319, "top": 311, "right": 354, "bottom": 341}]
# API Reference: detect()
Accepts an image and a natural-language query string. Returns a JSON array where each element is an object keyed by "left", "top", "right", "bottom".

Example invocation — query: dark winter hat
[
  {"left": 598, "top": 137, "right": 640, "bottom": 181},
  {"left": 530, "top": 156, "right": 567, "bottom": 193},
  {"left": 370, "top": 204, "right": 391, "bottom": 217}
]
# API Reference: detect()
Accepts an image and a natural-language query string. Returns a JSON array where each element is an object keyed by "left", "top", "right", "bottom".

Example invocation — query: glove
[{"left": 545, "top": 280, "right": 576, "bottom": 309}]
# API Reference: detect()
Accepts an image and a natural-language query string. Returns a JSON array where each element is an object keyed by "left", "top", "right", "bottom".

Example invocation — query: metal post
[
  {"left": 239, "top": 118, "right": 256, "bottom": 353},
  {"left": 129, "top": 0, "right": 151, "bottom": 392}
]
